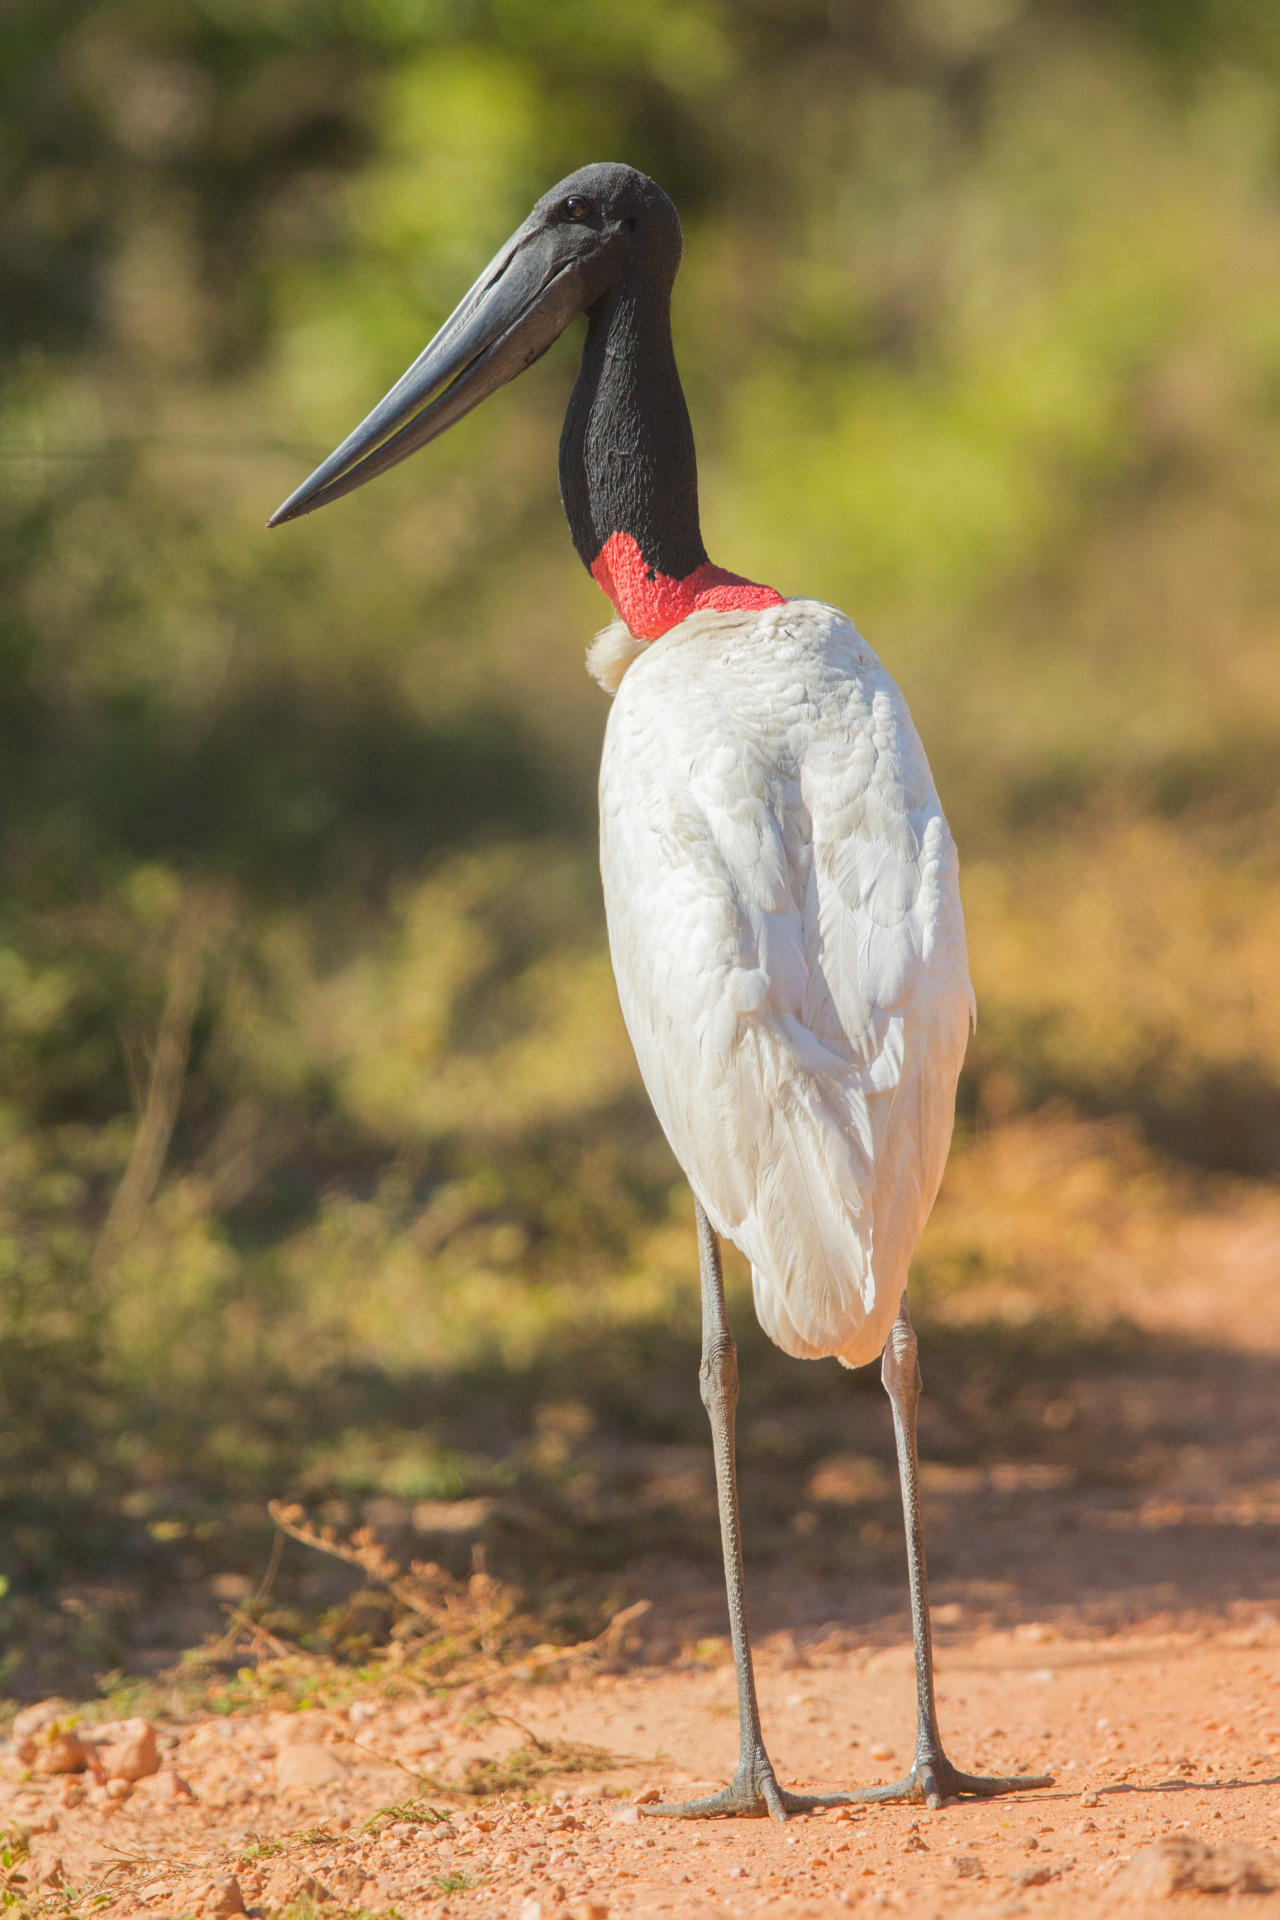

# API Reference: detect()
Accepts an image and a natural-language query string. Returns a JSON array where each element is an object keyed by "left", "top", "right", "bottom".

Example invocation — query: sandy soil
[{"left": 5, "top": 1612, "right": 1280, "bottom": 1919}]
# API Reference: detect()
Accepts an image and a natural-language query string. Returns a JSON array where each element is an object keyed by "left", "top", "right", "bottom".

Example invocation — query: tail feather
[
  {"left": 751, "top": 1263, "right": 831, "bottom": 1360},
  {"left": 732, "top": 1032, "right": 881, "bottom": 1356}
]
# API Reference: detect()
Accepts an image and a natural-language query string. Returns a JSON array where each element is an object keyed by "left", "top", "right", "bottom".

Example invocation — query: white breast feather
[{"left": 597, "top": 600, "right": 973, "bottom": 1370}]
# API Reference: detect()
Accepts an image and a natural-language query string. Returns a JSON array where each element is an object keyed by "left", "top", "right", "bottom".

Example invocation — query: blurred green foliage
[{"left": 3, "top": 0, "right": 1280, "bottom": 1683}]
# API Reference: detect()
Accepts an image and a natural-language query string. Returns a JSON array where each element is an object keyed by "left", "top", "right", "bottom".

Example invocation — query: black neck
[{"left": 558, "top": 262, "right": 708, "bottom": 581}]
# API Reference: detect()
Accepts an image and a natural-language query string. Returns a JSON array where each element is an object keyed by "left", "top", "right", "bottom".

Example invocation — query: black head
[
  {"left": 267, "top": 163, "right": 682, "bottom": 526},
  {"left": 527, "top": 160, "right": 683, "bottom": 289}
]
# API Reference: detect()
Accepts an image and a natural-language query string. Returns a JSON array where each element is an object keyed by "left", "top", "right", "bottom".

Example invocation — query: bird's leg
[
  {"left": 643, "top": 1202, "right": 851, "bottom": 1822},
  {"left": 849, "top": 1296, "right": 1054, "bottom": 1810}
]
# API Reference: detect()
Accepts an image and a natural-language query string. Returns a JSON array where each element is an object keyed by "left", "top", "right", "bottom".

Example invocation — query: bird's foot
[
  {"left": 850, "top": 1750, "right": 1054, "bottom": 1812},
  {"left": 641, "top": 1755, "right": 853, "bottom": 1822}
]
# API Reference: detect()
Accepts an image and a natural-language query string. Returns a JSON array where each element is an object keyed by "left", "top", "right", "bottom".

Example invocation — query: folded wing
[{"left": 599, "top": 602, "right": 972, "bottom": 1368}]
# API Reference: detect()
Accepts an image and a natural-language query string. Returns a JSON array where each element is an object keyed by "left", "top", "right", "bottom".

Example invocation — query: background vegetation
[{"left": 3, "top": 0, "right": 1280, "bottom": 1693}]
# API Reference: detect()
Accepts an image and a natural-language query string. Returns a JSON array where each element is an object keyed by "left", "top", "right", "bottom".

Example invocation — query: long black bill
[{"left": 268, "top": 219, "right": 587, "bottom": 527}]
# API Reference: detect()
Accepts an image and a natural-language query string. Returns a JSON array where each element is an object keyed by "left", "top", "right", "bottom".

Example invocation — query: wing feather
[{"left": 599, "top": 600, "right": 972, "bottom": 1369}]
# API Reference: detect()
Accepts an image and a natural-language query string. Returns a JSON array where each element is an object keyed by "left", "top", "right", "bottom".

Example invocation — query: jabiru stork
[{"left": 270, "top": 162, "right": 1052, "bottom": 1819}]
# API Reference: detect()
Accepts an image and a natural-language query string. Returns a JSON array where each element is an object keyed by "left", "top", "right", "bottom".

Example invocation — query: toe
[{"left": 760, "top": 1774, "right": 790, "bottom": 1822}]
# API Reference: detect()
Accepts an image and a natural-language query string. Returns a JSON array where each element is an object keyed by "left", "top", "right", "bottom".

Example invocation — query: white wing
[{"left": 598, "top": 599, "right": 972, "bottom": 1370}]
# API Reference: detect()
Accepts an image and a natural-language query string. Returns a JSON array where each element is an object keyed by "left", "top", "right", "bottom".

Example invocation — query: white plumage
[{"left": 595, "top": 597, "right": 974, "bottom": 1370}]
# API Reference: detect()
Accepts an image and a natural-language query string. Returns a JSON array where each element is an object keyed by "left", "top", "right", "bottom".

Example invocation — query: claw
[
  {"left": 641, "top": 1763, "right": 854, "bottom": 1822},
  {"left": 641, "top": 1751, "right": 1052, "bottom": 1819},
  {"left": 849, "top": 1758, "right": 1054, "bottom": 1808},
  {"left": 916, "top": 1760, "right": 941, "bottom": 1810},
  {"left": 760, "top": 1772, "right": 789, "bottom": 1822}
]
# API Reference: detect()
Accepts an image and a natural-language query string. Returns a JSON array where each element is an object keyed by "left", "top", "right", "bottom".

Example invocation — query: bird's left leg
[
  {"left": 642, "top": 1201, "right": 852, "bottom": 1822},
  {"left": 850, "top": 1296, "right": 1054, "bottom": 1810}
]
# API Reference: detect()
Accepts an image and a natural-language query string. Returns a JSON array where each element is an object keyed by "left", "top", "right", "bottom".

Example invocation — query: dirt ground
[
  {"left": 8, "top": 1147, "right": 1280, "bottom": 1919},
  {"left": 6, "top": 1617, "right": 1280, "bottom": 1919}
]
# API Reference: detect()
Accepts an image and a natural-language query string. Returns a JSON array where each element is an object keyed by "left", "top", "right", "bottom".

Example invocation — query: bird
[{"left": 270, "top": 162, "right": 1052, "bottom": 1819}]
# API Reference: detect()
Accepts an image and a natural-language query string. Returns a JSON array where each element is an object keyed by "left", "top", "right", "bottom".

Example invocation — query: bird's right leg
[{"left": 643, "top": 1201, "right": 851, "bottom": 1822}]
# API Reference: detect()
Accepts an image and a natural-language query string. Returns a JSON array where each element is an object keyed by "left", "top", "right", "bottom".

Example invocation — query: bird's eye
[{"left": 561, "top": 195, "right": 593, "bottom": 222}]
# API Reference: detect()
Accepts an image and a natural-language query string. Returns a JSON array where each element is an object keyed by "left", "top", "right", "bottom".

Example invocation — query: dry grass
[
  {"left": 445, "top": 1733, "right": 618, "bottom": 1798},
  {"left": 965, "top": 817, "right": 1280, "bottom": 1164},
  {"left": 917, "top": 1108, "right": 1190, "bottom": 1326},
  {"left": 145, "top": 1505, "right": 659, "bottom": 1730}
]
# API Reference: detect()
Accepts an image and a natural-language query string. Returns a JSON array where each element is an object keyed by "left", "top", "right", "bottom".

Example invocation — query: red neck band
[{"left": 591, "top": 529, "right": 784, "bottom": 641}]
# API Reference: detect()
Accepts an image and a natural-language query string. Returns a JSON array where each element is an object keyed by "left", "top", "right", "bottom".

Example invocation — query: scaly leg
[
  {"left": 850, "top": 1296, "right": 1054, "bottom": 1809},
  {"left": 643, "top": 1202, "right": 852, "bottom": 1821}
]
